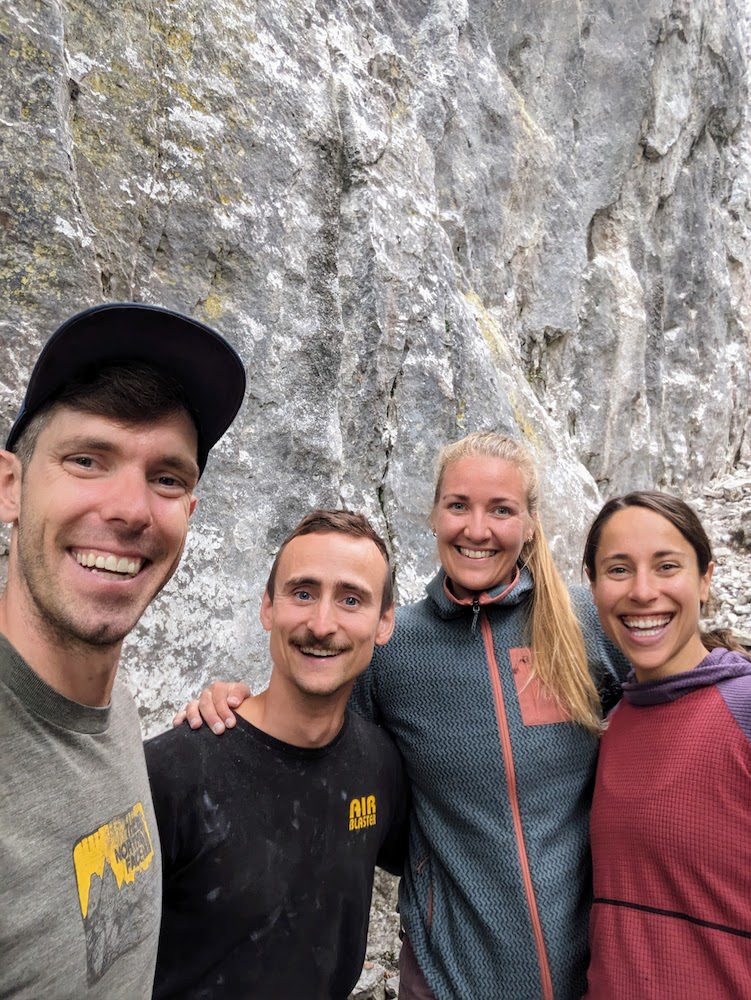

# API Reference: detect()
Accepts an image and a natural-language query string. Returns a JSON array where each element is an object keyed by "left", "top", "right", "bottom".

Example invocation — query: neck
[
  {"left": 237, "top": 677, "right": 350, "bottom": 749},
  {"left": 0, "top": 588, "right": 121, "bottom": 707}
]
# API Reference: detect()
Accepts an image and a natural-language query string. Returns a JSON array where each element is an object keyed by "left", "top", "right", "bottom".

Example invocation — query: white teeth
[
  {"left": 622, "top": 615, "right": 672, "bottom": 632},
  {"left": 458, "top": 547, "right": 496, "bottom": 560},
  {"left": 74, "top": 551, "right": 142, "bottom": 577},
  {"left": 299, "top": 647, "right": 342, "bottom": 658}
]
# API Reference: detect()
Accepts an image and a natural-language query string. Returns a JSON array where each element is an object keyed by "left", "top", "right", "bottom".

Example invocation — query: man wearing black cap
[{"left": 0, "top": 303, "right": 245, "bottom": 999}]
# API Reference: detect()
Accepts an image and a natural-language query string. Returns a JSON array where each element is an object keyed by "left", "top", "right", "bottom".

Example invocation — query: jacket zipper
[{"left": 480, "top": 612, "right": 555, "bottom": 1000}]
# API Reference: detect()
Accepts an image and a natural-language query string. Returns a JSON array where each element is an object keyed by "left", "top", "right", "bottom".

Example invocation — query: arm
[{"left": 376, "top": 744, "right": 410, "bottom": 877}]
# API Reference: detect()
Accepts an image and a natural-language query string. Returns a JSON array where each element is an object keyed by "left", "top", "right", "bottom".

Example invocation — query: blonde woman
[{"left": 181, "top": 433, "right": 626, "bottom": 999}]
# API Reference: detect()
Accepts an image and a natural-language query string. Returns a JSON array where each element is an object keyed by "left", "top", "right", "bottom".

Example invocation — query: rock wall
[{"left": 2, "top": 1, "right": 747, "bottom": 731}]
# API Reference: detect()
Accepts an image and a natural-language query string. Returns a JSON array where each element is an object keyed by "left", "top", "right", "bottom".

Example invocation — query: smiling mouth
[
  {"left": 621, "top": 614, "right": 673, "bottom": 637},
  {"left": 456, "top": 547, "right": 498, "bottom": 560},
  {"left": 293, "top": 644, "right": 351, "bottom": 659},
  {"left": 72, "top": 549, "right": 144, "bottom": 578}
]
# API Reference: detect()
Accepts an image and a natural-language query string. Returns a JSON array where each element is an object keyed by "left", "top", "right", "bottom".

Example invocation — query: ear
[
  {"left": 0, "top": 450, "right": 22, "bottom": 525},
  {"left": 259, "top": 589, "right": 273, "bottom": 633},
  {"left": 188, "top": 494, "right": 197, "bottom": 518},
  {"left": 699, "top": 561, "right": 714, "bottom": 606},
  {"left": 374, "top": 604, "right": 395, "bottom": 646}
]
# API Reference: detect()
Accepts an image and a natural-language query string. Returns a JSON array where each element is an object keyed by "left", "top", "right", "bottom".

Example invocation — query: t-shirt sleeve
[
  {"left": 375, "top": 743, "right": 410, "bottom": 877},
  {"left": 144, "top": 726, "right": 198, "bottom": 877}
]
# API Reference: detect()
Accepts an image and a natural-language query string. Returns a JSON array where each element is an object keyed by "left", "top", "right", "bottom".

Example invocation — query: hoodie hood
[
  {"left": 425, "top": 566, "right": 534, "bottom": 621},
  {"left": 622, "top": 646, "right": 751, "bottom": 706}
]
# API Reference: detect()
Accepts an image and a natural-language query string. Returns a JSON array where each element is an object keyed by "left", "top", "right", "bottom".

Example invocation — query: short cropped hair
[
  {"left": 265, "top": 509, "right": 394, "bottom": 613},
  {"left": 11, "top": 362, "right": 196, "bottom": 466}
]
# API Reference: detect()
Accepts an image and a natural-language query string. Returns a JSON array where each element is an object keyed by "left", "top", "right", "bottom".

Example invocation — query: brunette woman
[{"left": 583, "top": 491, "right": 751, "bottom": 1000}]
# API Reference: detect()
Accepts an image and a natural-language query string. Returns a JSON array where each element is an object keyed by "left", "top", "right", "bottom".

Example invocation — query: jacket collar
[
  {"left": 622, "top": 647, "right": 751, "bottom": 706},
  {"left": 425, "top": 566, "right": 534, "bottom": 620}
]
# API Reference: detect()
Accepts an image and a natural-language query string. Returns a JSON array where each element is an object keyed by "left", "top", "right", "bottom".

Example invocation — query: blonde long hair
[{"left": 433, "top": 432, "right": 603, "bottom": 734}]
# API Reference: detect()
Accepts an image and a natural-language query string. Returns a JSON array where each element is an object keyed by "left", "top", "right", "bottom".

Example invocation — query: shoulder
[
  {"left": 346, "top": 710, "right": 397, "bottom": 752},
  {"left": 394, "top": 596, "right": 436, "bottom": 630},
  {"left": 144, "top": 722, "right": 227, "bottom": 787},
  {"left": 568, "top": 585, "right": 599, "bottom": 632},
  {"left": 345, "top": 711, "right": 402, "bottom": 767},
  {"left": 716, "top": 667, "right": 751, "bottom": 744}
]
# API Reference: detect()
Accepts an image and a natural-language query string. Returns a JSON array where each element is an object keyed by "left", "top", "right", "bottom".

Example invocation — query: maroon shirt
[{"left": 586, "top": 648, "right": 751, "bottom": 1000}]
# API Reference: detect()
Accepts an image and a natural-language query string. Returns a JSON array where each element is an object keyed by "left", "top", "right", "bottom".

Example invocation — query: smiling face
[
  {"left": 590, "top": 506, "right": 713, "bottom": 681},
  {"left": 260, "top": 531, "right": 394, "bottom": 702},
  {"left": 2, "top": 406, "right": 198, "bottom": 654},
  {"left": 431, "top": 456, "right": 534, "bottom": 599}
]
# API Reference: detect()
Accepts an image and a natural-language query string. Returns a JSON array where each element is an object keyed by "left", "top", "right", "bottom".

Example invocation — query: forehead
[
  {"left": 275, "top": 532, "right": 387, "bottom": 590},
  {"left": 33, "top": 406, "right": 199, "bottom": 463},
  {"left": 440, "top": 456, "right": 528, "bottom": 499},
  {"left": 596, "top": 507, "right": 694, "bottom": 557}
]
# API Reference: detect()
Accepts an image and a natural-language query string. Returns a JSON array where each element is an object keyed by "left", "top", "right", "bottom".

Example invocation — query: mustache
[{"left": 291, "top": 632, "right": 352, "bottom": 655}]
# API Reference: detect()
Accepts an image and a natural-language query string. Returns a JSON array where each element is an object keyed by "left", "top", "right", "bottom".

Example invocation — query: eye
[
  {"left": 294, "top": 590, "right": 313, "bottom": 602},
  {"left": 153, "top": 474, "right": 189, "bottom": 496},
  {"left": 63, "top": 454, "right": 99, "bottom": 474},
  {"left": 658, "top": 561, "right": 680, "bottom": 573},
  {"left": 606, "top": 565, "right": 629, "bottom": 577},
  {"left": 342, "top": 595, "right": 360, "bottom": 608},
  {"left": 492, "top": 505, "right": 512, "bottom": 517},
  {"left": 448, "top": 502, "right": 467, "bottom": 511}
]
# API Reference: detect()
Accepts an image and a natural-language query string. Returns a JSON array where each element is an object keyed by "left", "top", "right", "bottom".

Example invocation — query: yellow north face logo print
[
  {"left": 349, "top": 794, "right": 377, "bottom": 831},
  {"left": 73, "top": 801, "right": 155, "bottom": 919}
]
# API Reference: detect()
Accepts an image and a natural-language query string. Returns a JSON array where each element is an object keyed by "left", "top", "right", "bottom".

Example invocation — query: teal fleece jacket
[{"left": 351, "top": 568, "right": 626, "bottom": 1000}]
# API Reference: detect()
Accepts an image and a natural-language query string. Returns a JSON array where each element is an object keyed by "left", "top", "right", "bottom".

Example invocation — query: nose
[
  {"left": 628, "top": 567, "right": 658, "bottom": 604},
  {"left": 463, "top": 508, "right": 491, "bottom": 543},
  {"left": 307, "top": 596, "right": 338, "bottom": 639},
  {"left": 100, "top": 466, "right": 153, "bottom": 532}
]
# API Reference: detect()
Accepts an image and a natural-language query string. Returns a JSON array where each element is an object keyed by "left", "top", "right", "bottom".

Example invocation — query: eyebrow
[
  {"left": 443, "top": 492, "right": 518, "bottom": 504},
  {"left": 601, "top": 549, "right": 685, "bottom": 561},
  {"left": 283, "top": 576, "right": 374, "bottom": 601}
]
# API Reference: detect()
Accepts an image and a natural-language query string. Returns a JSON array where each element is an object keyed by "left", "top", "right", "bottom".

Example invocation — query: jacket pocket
[{"left": 509, "top": 647, "right": 571, "bottom": 725}]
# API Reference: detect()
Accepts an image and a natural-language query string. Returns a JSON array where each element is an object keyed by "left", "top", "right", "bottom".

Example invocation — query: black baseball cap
[{"left": 5, "top": 302, "right": 246, "bottom": 474}]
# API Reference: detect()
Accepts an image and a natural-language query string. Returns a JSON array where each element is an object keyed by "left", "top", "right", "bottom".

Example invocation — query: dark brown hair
[
  {"left": 265, "top": 509, "right": 394, "bottom": 613},
  {"left": 584, "top": 491, "right": 748, "bottom": 657},
  {"left": 12, "top": 362, "right": 195, "bottom": 466}
]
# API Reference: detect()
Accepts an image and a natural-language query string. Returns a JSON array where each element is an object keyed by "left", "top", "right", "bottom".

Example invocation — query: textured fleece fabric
[
  {"left": 586, "top": 647, "right": 751, "bottom": 999},
  {"left": 350, "top": 568, "right": 627, "bottom": 1000},
  {"left": 0, "top": 634, "right": 161, "bottom": 999}
]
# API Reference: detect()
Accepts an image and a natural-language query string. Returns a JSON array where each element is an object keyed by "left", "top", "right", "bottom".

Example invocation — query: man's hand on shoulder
[{"left": 172, "top": 681, "right": 252, "bottom": 734}]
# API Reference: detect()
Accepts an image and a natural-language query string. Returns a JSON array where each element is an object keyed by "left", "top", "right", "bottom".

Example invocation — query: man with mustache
[
  {"left": 145, "top": 509, "right": 407, "bottom": 999},
  {"left": 0, "top": 303, "right": 245, "bottom": 999}
]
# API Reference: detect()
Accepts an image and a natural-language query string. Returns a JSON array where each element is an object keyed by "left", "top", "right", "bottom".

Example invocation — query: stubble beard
[{"left": 16, "top": 524, "right": 141, "bottom": 654}]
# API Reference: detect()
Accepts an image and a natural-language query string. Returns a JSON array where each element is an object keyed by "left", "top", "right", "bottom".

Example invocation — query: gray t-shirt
[{"left": 0, "top": 635, "right": 161, "bottom": 998}]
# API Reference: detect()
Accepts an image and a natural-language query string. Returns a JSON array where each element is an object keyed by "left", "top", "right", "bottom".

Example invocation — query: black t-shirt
[{"left": 145, "top": 710, "right": 408, "bottom": 999}]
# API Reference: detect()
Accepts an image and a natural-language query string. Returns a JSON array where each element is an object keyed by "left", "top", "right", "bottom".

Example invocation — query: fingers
[
  {"left": 226, "top": 682, "right": 251, "bottom": 708},
  {"left": 171, "top": 681, "right": 253, "bottom": 735},
  {"left": 203, "top": 681, "right": 249, "bottom": 734}
]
